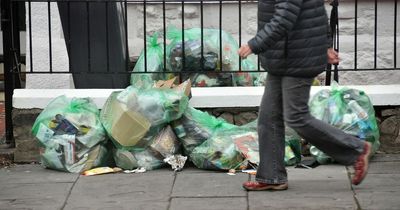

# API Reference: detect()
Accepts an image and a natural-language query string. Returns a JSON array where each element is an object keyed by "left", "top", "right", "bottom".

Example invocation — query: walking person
[{"left": 238, "top": 0, "right": 371, "bottom": 191}]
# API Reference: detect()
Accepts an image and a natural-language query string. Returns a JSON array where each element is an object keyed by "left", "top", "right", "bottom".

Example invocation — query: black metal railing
[{"left": 1, "top": 0, "right": 399, "bottom": 146}]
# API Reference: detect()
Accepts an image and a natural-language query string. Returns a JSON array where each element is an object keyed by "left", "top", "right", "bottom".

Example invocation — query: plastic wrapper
[
  {"left": 232, "top": 132, "right": 259, "bottom": 164},
  {"left": 113, "top": 125, "right": 181, "bottom": 170},
  {"left": 113, "top": 148, "right": 166, "bottom": 171},
  {"left": 32, "top": 95, "right": 109, "bottom": 173},
  {"left": 164, "top": 154, "right": 187, "bottom": 171},
  {"left": 113, "top": 149, "right": 139, "bottom": 170},
  {"left": 233, "top": 122, "right": 302, "bottom": 166},
  {"left": 134, "top": 149, "right": 166, "bottom": 170},
  {"left": 190, "top": 127, "right": 247, "bottom": 171},
  {"left": 149, "top": 125, "right": 180, "bottom": 158},
  {"left": 101, "top": 85, "right": 188, "bottom": 149},
  {"left": 113, "top": 148, "right": 166, "bottom": 170},
  {"left": 285, "top": 127, "right": 302, "bottom": 165},
  {"left": 82, "top": 167, "right": 122, "bottom": 176},
  {"left": 171, "top": 107, "right": 236, "bottom": 155},
  {"left": 309, "top": 82, "right": 380, "bottom": 164}
]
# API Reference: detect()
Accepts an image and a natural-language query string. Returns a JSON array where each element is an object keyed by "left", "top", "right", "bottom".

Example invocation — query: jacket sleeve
[{"left": 248, "top": 0, "right": 303, "bottom": 54}]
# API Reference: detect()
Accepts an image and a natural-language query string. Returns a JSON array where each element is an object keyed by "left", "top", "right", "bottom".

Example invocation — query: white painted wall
[
  {"left": 23, "top": 0, "right": 400, "bottom": 88},
  {"left": 13, "top": 85, "right": 400, "bottom": 109}
]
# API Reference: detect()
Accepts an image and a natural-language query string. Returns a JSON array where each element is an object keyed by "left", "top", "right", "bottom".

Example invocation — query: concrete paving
[{"left": 0, "top": 154, "right": 399, "bottom": 210}]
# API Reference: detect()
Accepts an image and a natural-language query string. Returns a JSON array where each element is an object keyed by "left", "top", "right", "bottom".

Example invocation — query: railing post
[
  {"left": 326, "top": 0, "right": 339, "bottom": 85},
  {"left": 1, "top": 0, "right": 16, "bottom": 146}
]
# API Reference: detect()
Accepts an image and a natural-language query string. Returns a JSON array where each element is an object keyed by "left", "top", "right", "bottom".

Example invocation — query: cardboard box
[
  {"left": 155, "top": 77, "right": 192, "bottom": 98},
  {"left": 110, "top": 98, "right": 151, "bottom": 147}
]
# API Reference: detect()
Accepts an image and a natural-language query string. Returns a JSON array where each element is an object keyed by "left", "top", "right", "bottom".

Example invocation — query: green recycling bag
[
  {"left": 101, "top": 86, "right": 189, "bottom": 150},
  {"left": 231, "top": 56, "right": 268, "bottom": 87},
  {"left": 309, "top": 82, "right": 380, "bottom": 164},
  {"left": 130, "top": 33, "right": 169, "bottom": 89},
  {"left": 190, "top": 127, "right": 247, "bottom": 171},
  {"left": 113, "top": 125, "right": 180, "bottom": 170},
  {"left": 32, "top": 95, "right": 109, "bottom": 173},
  {"left": 171, "top": 107, "right": 236, "bottom": 156},
  {"left": 235, "top": 120, "right": 302, "bottom": 166},
  {"left": 166, "top": 26, "right": 261, "bottom": 87}
]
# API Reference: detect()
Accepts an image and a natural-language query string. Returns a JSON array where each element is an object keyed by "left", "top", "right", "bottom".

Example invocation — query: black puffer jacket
[{"left": 248, "top": 0, "right": 330, "bottom": 77}]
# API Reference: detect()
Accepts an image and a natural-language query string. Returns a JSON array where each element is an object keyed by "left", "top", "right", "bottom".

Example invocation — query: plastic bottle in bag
[
  {"left": 348, "top": 100, "right": 368, "bottom": 120},
  {"left": 348, "top": 100, "right": 370, "bottom": 138}
]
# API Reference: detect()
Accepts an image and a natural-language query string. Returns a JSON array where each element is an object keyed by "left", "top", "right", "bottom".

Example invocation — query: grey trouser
[{"left": 256, "top": 74, "right": 365, "bottom": 184}]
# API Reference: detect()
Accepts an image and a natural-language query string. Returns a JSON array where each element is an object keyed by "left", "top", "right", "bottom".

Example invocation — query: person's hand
[
  {"left": 327, "top": 48, "right": 339, "bottom": 64},
  {"left": 238, "top": 44, "right": 253, "bottom": 59}
]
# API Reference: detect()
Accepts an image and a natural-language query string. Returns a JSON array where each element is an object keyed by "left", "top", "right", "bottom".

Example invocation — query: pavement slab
[
  {"left": 370, "top": 154, "right": 400, "bottom": 162},
  {"left": 64, "top": 170, "right": 174, "bottom": 210},
  {"left": 355, "top": 191, "right": 400, "bottom": 210},
  {"left": 0, "top": 182, "right": 73, "bottom": 210},
  {"left": 172, "top": 171, "right": 249, "bottom": 198},
  {"left": 366, "top": 161, "right": 400, "bottom": 174},
  {"left": 169, "top": 197, "right": 247, "bottom": 210},
  {"left": 0, "top": 164, "right": 79, "bottom": 184},
  {"left": 249, "top": 166, "right": 356, "bottom": 210},
  {"left": 353, "top": 156, "right": 400, "bottom": 210},
  {"left": 287, "top": 165, "right": 349, "bottom": 181}
]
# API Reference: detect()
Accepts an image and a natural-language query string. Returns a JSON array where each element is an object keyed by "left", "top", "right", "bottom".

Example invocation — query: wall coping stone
[{"left": 13, "top": 85, "right": 400, "bottom": 109}]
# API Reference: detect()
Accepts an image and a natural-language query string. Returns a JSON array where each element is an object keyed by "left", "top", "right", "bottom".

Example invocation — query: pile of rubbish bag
[
  {"left": 308, "top": 82, "right": 380, "bottom": 164},
  {"left": 32, "top": 29, "right": 381, "bottom": 173},
  {"left": 32, "top": 79, "right": 381, "bottom": 173},
  {"left": 131, "top": 27, "right": 268, "bottom": 88},
  {"left": 33, "top": 77, "right": 315, "bottom": 173}
]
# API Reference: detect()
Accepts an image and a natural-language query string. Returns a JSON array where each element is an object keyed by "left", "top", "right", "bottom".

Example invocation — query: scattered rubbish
[
  {"left": 295, "top": 159, "right": 320, "bottom": 169},
  {"left": 123, "top": 167, "right": 147, "bottom": 174},
  {"left": 164, "top": 154, "right": 187, "bottom": 171},
  {"left": 295, "top": 164, "right": 312, "bottom": 169},
  {"left": 242, "top": 169, "right": 257, "bottom": 175},
  {"left": 227, "top": 169, "right": 236, "bottom": 175},
  {"left": 82, "top": 167, "right": 122, "bottom": 176}
]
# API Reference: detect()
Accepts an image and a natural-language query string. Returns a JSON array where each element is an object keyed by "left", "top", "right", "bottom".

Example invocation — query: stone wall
[
  {"left": 12, "top": 106, "right": 400, "bottom": 163},
  {"left": 12, "top": 109, "right": 42, "bottom": 162},
  {"left": 377, "top": 107, "right": 400, "bottom": 153}
]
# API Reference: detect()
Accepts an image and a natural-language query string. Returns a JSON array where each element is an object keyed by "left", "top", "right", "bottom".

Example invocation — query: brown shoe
[
  {"left": 242, "top": 181, "right": 288, "bottom": 191},
  {"left": 352, "top": 141, "right": 372, "bottom": 185}
]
